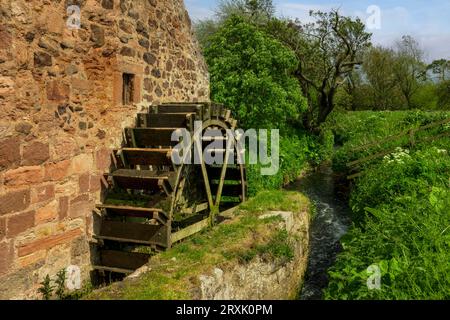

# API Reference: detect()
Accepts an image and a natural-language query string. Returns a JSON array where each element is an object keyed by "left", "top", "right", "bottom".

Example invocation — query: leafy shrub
[
  {"left": 436, "top": 80, "right": 450, "bottom": 110},
  {"left": 204, "top": 15, "right": 307, "bottom": 131},
  {"left": 411, "top": 83, "right": 439, "bottom": 110},
  {"left": 246, "top": 129, "right": 331, "bottom": 196}
]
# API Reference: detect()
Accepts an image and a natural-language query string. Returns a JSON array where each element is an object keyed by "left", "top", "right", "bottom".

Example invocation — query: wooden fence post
[{"left": 409, "top": 129, "right": 416, "bottom": 147}]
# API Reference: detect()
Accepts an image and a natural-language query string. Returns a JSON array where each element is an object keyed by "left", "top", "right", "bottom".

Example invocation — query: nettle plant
[{"left": 37, "top": 268, "right": 67, "bottom": 300}]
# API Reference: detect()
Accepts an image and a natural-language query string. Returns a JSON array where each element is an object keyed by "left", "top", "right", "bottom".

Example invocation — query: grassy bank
[
  {"left": 328, "top": 110, "right": 450, "bottom": 172},
  {"left": 86, "top": 191, "right": 310, "bottom": 300},
  {"left": 324, "top": 111, "right": 450, "bottom": 299}
]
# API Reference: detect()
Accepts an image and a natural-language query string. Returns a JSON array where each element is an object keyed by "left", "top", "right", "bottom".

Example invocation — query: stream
[{"left": 286, "top": 165, "right": 351, "bottom": 300}]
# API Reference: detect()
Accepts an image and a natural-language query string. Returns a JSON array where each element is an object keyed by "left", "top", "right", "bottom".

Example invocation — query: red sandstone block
[
  {"left": 17, "top": 250, "right": 46, "bottom": 268},
  {"left": 58, "top": 196, "right": 69, "bottom": 220},
  {"left": 85, "top": 214, "right": 92, "bottom": 237},
  {"left": 22, "top": 142, "right": 50, "bottom": 166},
  {"left": 44, "top": 160, "right": 70, "bottom": 181},
  {"left": 0, "top": 25, "right": 12, "bottom": 50},
  {"left": 0, "top": 189, "right": 30, "bottom": 216},
  {"left": 71, "top": 154, "right": 93, "bottom": 174},
  {"left": 78, "top": 173, "right": 90, "bottom": 193},
  {"left": 0, "top": 217, "right": 5, "bottom": 240},
  {"left": 31, "top": 184, "right": 55, "bottom": 204},
  {"left": 17, "top": 228, "right": 82, "bottom": 257},
  {"left": 0, "top": 137, "right": 20, "bottom": 170},
  {"left": 7, "top": 210, "right": 35, "bottom": 238},
  {"left": 90, "top": 174, "right": 103, "bottom": 192},
  {"left": 69, "top": 194, "right": 92, "bottom": 218},
  {"left": 0, "top": 241, "right": 14, "bottom": 276},
  {"left": 71, "top": 78, "right": 90, "bottom": 92},
  {"left": 35, "top": 200, "right": 58, "bottom": 225},
  {"left": 46, "top": 80, "right": 70, "bottom": 102},
  {"left": 4, "top": 166, "right": 44, "bottom": 187},
  {"left": 52, "top": 137, "right": 78, "bottom": 161},
  {"left": 71, "top": 194, "right": 89, "bottom": 204},
  {"left": 95, "top": 148, "right": 111, "bottom": 171}
]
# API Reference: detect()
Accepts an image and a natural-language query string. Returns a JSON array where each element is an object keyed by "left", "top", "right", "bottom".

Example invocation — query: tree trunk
[
  {"left": 405, "top": 94, "right": 412, "bottom": 109},
  {"left": 317, "top": 91, "right": 335, "bottom": 125}
]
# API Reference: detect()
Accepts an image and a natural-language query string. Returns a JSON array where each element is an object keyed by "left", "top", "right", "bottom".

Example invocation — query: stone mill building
[{"left": 0, "top": 0, "right": 210, "bottom": 299}]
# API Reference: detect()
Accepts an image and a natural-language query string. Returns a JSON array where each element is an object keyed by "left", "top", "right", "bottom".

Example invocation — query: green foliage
[
  {"left": 239, "top": 190, "right": 309, "bottom": 213},
  {"left": 246, "top": 129, "right": 333, "bottom": 196},
  {"left": 236, "top": 229, "right": 295, "bottom": 264},
  {"left": 411, "top": 83, "right": 438, "bottom": 110},
  {"left": 328, "top": 110, "right": 450, "bottom": 171},
  {"left": 204, "top": 16, "right": 307, "bottom": 130},
  {"left": 203, "top": 15, "right": 322, "bottom": 196},
  {"left": 258, "top": 229, "right": 295, "bottom": 262},
  {"left": 436, "top": 80, "right": 450, "bottom": 110},
  {"left": 345, "top": 38, "right": 450, "bottom": 112},
  {"left": 427, "top": 59, "right": 450, "bottom": 82},
  {"left": 63, "top": 283, "right": 94, "bottom": 300},
  {"left": 265, "top": 10, "right": 372, "bottom": 128},
  {"left": 324, "top": 111, "right": 450, "bottom": 300},
  {"left": 392, "top": 35, "right": 427, "bottom": 109},
  {"left": 37, "top": 268, "right": 91, "bottom": 300},
  {"left": 216, "top": 0, "right": 275, "bottom": 24},
  {"left": 55, "top": 269, "right": 67, "bottom": 300},
  {"left": 194, "top": 0, "right": 275, "bottom": 50},
  {"left": 194, "top": 19, "right": 220, "bottom": 49},
  {"left": 360, "top": 46, "right": 405, "bottom": 110},
  {"left": 38, "top": 275, "right": 54, "bottom": 300},
  {"left": 325, "top": 147, "right": 450, "bottom": 299}
]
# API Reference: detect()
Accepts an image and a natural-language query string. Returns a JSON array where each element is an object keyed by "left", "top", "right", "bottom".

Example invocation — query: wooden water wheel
[{"left": 93, "top": 102, "right": 246, "bottom": 275}]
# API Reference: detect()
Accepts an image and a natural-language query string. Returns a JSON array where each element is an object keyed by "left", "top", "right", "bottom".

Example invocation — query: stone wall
[
  {"left": 0, "top": 0, "right": 209, "bottom": 299},
  {"left": 196, "top": 211, "right": 310, "bottom": 300}
]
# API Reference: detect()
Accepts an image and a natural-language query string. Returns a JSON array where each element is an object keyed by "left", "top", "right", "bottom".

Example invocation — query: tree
[
  {"left": 195, "top": 0, "right": 275, "bottom": 49},
  {"left": 436, "top": 80, "right": 450, "bottom": 110},
  {"left": 266, "top": 10, "right": 372, "bottom": 130},
  {"left": 194, "top": 19, "right": 220, "bottom": 49},
  {"left": 427, "top": 59, "right": 450, "bottom": 82},
  {"left": 393, "top": 35, "right": 426, "bottom": 108},
  {"left": 363, "top": 46, "right": 403, "bottom": 110},
  {"left": 204, "top": 16, "right": 307, "bottom": 130},
  {"left": 216, "top": 0, "right": 275, "bottom": 23}
]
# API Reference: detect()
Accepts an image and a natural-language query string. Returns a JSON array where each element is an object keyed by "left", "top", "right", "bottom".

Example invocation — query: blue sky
[{"left": 185, "top": 0, "right": 450, "bottom": 62}]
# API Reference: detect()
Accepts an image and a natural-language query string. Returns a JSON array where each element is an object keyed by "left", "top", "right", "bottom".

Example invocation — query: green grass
[
  {"left": 246, "top": 129, "right": 333, "bottom": 197},
  {"left": 86, "top": 191, "right": 310, "bottom": 300},
  {"left": 327, "top": 110, "right": 450, "bottom": 172},
  {"left": 324, "top": 110, "right": 450, "bottom": 300}
]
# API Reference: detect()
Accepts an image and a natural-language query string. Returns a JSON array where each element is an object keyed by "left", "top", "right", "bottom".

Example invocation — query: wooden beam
[
  {"left": 415, "top": 117, "right": 450, "bottom": 132},
  {"left": 180, "top": 202, "right": 209, "bottom": 214},
  {"left": 347, "top": 172, "right": 365, "bottom": 180},
  {"left": 170, "top": 218, "right": 209, "bottom": 243},
  {"left": 92, "top": 265, "right": 134, "bottom": 274},
  {"left": 349, "top": 118, "right": 450, "bottom": 153},
  {"left": 98, "top": 221, "right": 170, "bottom": 247},
  {"left": 99, "top": 250, "right": 150, "bottom": 271},
  {"left": 347, "top": 147, "right": 396, "bottom": 168}
]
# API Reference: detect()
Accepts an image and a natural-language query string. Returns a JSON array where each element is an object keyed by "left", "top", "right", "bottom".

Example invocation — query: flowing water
[{"left": 286, "top": 165, "right": 351, "bottom": 300}]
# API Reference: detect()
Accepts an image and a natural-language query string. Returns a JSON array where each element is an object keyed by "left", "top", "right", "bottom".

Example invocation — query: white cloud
[{"left": 419, "top": 34, "right": 450, "bottom": 61}]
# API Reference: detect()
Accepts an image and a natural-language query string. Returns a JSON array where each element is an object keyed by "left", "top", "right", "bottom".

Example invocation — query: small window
[{"left": 122, "top": 73, "right": 135, "bottom": 105}]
